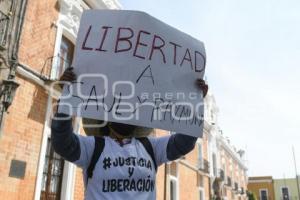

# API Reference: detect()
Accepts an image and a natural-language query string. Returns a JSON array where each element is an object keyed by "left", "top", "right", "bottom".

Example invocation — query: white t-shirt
[{"left": 74, "top": 135, "right": 170, "bottom": 200}]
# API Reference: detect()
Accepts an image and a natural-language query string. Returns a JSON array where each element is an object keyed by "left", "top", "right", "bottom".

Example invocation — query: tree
[{"left": 247, "top": 191, "right": 257, "bottom": 200}]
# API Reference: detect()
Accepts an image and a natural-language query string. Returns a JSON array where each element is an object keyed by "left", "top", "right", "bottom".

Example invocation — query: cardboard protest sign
[{"left": 58, "top": 10, "right": 206, "bottom": 137}]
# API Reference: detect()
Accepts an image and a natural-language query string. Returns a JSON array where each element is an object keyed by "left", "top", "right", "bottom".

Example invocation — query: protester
[{"left": 51, "top": 67, "right": 208, "bottom": 200}]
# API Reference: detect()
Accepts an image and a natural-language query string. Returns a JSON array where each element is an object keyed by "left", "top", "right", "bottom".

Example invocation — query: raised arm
[
  {"left": 166, "top": 133, "right": 197, "bottom": 160},
  {"left": 51, "top": 67, "right": 95, "bottom": 168},
  {"left": 148, "top": 133, "right": 197, "bottom": 166},
  {"left": 51, "top": 67, "right": 81, "bottom": 162},
  {"left": 51, "top": 113, "right": 81, "bottom": 162}
]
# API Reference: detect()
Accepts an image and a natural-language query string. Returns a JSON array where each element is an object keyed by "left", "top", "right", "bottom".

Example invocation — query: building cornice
[
  {"left": 58, "top": 0, "right": 83, "bottom": 37},
  {"left": 102, "top": 0, "right": 122, "bottom": 9},
  {"left": 203, "top": 120, "right": 214, "bottom": 135},
  {"left": 57, "top": 0, "right": 121, "bottom": 40},
  {"left": 248, "top": 179, "right": 273, "bottom": 183},
  {"left": 217, "top": 137, "right": 248, "bottom": 170},
  {"left": 81, "top": 0, "right": 121, "bottom": 9}
]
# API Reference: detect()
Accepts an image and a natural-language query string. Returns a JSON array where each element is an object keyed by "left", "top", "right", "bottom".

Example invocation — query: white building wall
[{"left": 204, "top": 91, "right": 248, "bottom": 199}]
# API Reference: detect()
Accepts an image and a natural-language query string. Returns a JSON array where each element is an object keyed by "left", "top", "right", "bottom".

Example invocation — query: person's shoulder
[{"left": 77, "top": 134, "right": 97, "bottom": 145}]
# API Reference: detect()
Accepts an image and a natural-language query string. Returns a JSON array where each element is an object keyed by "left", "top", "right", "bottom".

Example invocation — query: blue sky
[{"left": 119, "top": 0, "right": 300, "bottom": 178}]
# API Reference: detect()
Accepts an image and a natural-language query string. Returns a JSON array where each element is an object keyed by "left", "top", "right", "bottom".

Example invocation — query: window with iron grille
[
  {"left": 51, "top": 36, "right": 74, "bottom": 80},
  {"left": 0, "top": 10, "right": 9, "bottom": 47},
  {"left": 199, "top": 188, "right": 205, "bottom": 200},
  {"left": 170, "top": 179, "right": 178, "bottom": 200},
  {"left": 212, "top": 153, "right": 217, "bottom": 176},
  {"left": 219, "top": 169, "right": 225, "bottom": 180},
  {"left": 234, "top": 182, "right": 238, "bottom": 191},
  {"left": 169, "top": 162, "right": 178, "bottom": 200},
  {"left": 241, "top": 187, "right": 245, "bottom": 194},
  {"left": 281, "top": 187, "right": 290, "bottom": 200},
  {"left": 40, "top": 138, "right": 65, "bottom": 200},
  {"left": 259, "top": 189, "right": 268, "bottom": 200},
  {"left": 227, "top": 176, "right": 232, "bottom": 187},
  {"left": 197, "top": 143, "right": 203, "bottom": 168},
  {"left": 58, "top": 36, "right": 74, "bottom": 77}
]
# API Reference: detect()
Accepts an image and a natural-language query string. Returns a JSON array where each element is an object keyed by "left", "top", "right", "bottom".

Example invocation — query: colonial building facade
[
  {"left": 204, "top": 93, "right": 248, "bottom": 200},
  {"left": 273, "top": 177, "right": 300, "bottom": 200},
  {"left": 248, "top": 176, "right": 300, "bottom": 200},
  {"left": 155, "top": 92, "right": 248, "bottom": 200},
  {"left": 0, "top": 0, "right": 121, "bottom": 199},
  {"left": 0, "top": 0, "right": 247, "bottom": 199}
]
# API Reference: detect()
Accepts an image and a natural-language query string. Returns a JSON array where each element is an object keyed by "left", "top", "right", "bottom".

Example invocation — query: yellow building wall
[{"left": 248, "top": 180, "right": 275, "bottom": 200}]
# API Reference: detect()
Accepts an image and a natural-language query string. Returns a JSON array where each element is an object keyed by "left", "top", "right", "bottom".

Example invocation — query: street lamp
[
  {"left": 0, "top": 79, "right": 20, "bottom": 136},
  {"left": 0, "top": 78, "right": 19, "bottom": 136},
  {"left": 1, "top": 79, "right": 20, "bottom": 111}
]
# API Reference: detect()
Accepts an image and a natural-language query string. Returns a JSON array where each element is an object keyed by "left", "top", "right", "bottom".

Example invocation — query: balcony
[
  {"left": 226, "top": 176, "right": 232, "bottom": 187},
  {"left": 234, "top": 182, "right": 238, "bottom": 191},
  {"left": 219, "top": 169, "right": 225, "bottom": 181},
  {"left": 41, "top": 54, "right": 72, "bottom": 81},
  {"left": 197, "top": 159, "right": 210, "bottom": 174},
  {"left": 241, "top": 187, "right": 245, "bottom": 195},
  {"left": 0, "top": 10, "right": 9, "bottom": 48}
]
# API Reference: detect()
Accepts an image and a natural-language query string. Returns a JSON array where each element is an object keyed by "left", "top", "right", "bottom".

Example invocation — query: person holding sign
[{"left": 51, "top": 67, "right": 208, "bottom": 200}]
